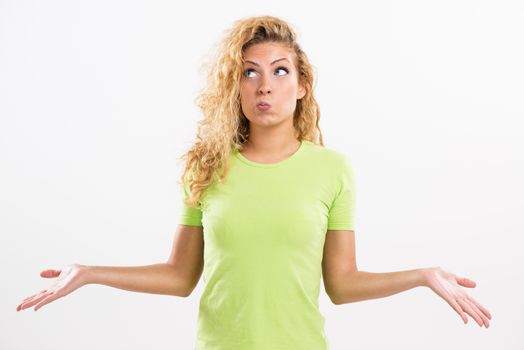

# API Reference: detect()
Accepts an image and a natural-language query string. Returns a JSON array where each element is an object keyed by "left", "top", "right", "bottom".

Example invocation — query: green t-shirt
[{"left": 179, "top": 140, "right": 356, "bottom": 350}]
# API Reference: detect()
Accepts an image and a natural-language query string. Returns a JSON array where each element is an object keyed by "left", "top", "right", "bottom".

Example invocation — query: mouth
[{"left": 256, "top": 102, "right": 271, "bottom": 111}]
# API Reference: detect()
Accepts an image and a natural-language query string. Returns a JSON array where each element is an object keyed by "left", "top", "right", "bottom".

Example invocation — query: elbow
[
  {"left": 326, "top": 270, "right": 360, "bottom": 305},
  {"left": 172, "top": 286, "right": 191, "bottom": 298},
  {"left": 172, "top": 283, "right": 192, "bottom": 298},
  {"left": 331, "top": 298, "right": 342, "bottom": 305},
  {"left": 180, "top": 284, "right": 195, "bottom": 298},
  {"left": 178, "top": 279, "right": 200, "bottom": 298},
  {"left": 172, "top": 285, "right": 189, "bottom": 297},
  {"left": 328, "top": 293, "right": 346, "bottom": 305},
  {"left": 178, "top": 290, "right": 191, "bottom": 298},
  {"left": 326, "top": 287, "right": 346, "bottom": 305},
  {"left": 165, "top": 263, "right": 201, "bottom": 298}
]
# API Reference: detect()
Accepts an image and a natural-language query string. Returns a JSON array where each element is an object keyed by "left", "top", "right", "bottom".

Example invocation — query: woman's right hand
[{"left": 16, "top": 263, "right": 89, "bottom": 312}]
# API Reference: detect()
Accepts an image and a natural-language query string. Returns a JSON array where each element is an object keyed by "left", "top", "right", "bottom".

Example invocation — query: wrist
[
  {"left": 418, "top": 267, "right": 439, "bottom": 288},
  {"left": 78, "top": 264, "right": 95, "bottom": 285}
]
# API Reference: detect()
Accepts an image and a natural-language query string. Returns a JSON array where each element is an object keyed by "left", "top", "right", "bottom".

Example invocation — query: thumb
[
  {"left": 40, "top": 269, "right": 62, "bottom": 278},
  {"left": 456, "top": 276, "right": 476, "bottom": 288}
]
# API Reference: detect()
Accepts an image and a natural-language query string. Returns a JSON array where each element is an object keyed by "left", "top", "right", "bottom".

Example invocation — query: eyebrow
[{"left": 244, "top": 58, "right": 290, "bottom": 66}]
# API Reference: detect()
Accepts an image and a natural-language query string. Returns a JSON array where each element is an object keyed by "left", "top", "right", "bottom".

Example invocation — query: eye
[
  {"left": 243, "top": 68, "right": 256, "bottom": 78},
  {"left": 275, "top": 66, "right": 289, "bottom": 76},
  {"left": 242, "top": 67, "right": 290, "bottom": 78}
]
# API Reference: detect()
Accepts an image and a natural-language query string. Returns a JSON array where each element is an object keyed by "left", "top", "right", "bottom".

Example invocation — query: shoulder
[{"left": 303, "top": 140, "right": 351, "bottom": 166}]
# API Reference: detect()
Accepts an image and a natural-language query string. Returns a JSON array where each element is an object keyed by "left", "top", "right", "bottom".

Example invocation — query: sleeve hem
[
  {"left": 327, "top": 224, "right": 355, "bottom": 231},
  {"left": 179, "top": 217, "right": 203, "bottom": 226}
]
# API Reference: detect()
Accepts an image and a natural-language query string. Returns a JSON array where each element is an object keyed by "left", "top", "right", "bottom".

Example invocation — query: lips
[{"left": 256, "top": 102, "right": 271, "bottom": 111}]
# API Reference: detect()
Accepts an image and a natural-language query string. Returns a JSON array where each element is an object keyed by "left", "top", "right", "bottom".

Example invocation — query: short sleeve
[
  {"left": 327, "top": 154, "right": 356, "bottom": 231},
  {"left": 179, "top": 178, "right": 203, "bottom": 226}
]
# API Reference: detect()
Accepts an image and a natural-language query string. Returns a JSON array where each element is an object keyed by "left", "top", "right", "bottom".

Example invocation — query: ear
[{"left": 297, "top": 80, "right": 306, "bottom": 100}]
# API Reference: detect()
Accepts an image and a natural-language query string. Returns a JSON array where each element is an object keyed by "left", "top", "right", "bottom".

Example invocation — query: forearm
[
  {"left": 331, "top": 268, "right": 428, "bottom": 305},
  {"left": 83, "top": 263, "right": 190, "bottom": 297}
]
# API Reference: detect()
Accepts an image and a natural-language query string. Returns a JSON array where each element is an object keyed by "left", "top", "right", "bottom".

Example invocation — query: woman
[{"left": 17, "top": 15, "right": 492, "bottom": 349}]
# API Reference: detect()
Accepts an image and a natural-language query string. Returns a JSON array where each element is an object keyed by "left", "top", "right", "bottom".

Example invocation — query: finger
[
  {"left": 20, "top": 289, "right": 46, "bottom": 304},
  {"left": 456, "top": 276, "right": 476, "bottom": 288},
  {"left": 464, "top": 298, "right": 490, "bottom": 328},
  {"left": 34, "top": 292, "right": 60, "bottom": 311},
  {"left": 17, "top": 296, "right": 36, "bottom": 311},
  {"left": 18, "top": 294, "right": 47, "bottom": 311},
  {"left": 18, "top": 291, "right": 53, "bottom": 311},
  {"left": 17, "top": 290, "right": 48, "bottom": 311},
  {"left": 444, "top": 293, "right": 468, "bottom": 324},
  {"left": 457, "top": 298, "right": 483, "bottom": 327},
  {"left": 40, "top": 270, "right": 62, "bottom": 278},
  {"left": 468, "top": 296, "right": 492, "bottom": 320}
]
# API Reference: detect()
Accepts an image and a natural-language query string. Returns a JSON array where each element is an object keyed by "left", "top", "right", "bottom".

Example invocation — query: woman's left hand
[{"left": 421, "top": 267, "right": 492, "bottom": 327}]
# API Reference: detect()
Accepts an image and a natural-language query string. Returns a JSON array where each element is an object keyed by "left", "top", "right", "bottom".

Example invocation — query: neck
[{"left": 243, "top": 126, "right": 300, "bottom": 155}]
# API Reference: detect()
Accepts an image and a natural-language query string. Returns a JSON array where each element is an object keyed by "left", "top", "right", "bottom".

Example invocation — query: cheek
[
  {"left": 239, "top": 90, "right": 247, "bottom": 105},
  {"left": 282, "top": 83, "right": 299, "bottom": 102},
  {"left": 283, "top": 79, "right": 298, "bottom": 93},
  {"left": 239, "top": 85, "right": 253, "bottom": 101},
  {"left": 239, "top": 89, "right": 253, "bottom": 115}
]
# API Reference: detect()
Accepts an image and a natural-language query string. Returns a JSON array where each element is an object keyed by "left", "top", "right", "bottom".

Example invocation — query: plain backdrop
[{"left": 1, "top": 1, "right": 522, "bottom": 349}]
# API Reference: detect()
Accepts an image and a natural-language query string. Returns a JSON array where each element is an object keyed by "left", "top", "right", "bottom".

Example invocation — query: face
[{"left": 239, "top": 42, "right": 306, "bottom": 129}]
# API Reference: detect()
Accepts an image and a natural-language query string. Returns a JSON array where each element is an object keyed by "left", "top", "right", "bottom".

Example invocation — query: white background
[{"left": 1, "top": 1, "right": 522, "bottom": 349}]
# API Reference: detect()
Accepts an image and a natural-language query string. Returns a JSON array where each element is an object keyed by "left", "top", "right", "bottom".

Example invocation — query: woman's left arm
[{"left": 322, "top": 230, "right": 493, "bottom": 328}]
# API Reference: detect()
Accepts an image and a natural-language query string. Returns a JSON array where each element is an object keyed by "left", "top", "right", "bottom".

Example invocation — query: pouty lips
[
  {"left": 256, "top": 101, "right": 271, "bottom": 111},
  {"left": 257, "top": 103, "right": 271, "bottom": 111}
]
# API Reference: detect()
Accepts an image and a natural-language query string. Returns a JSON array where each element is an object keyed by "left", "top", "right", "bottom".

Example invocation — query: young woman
[{"left": 16, "top": 15, "right": 492, "bottom": 350}]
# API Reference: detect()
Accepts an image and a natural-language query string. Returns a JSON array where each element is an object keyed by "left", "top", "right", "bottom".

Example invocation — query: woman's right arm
[
  {"left": 16, "top": 224, "right": 204, "bottom": 312},
  {"left": 84, "top": 263, "right": 193, "bottom": 296},
  {"left": 87, "top": 223, "right": 204, "bottom": 296}
]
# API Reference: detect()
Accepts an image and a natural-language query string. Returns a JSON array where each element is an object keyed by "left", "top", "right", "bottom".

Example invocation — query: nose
[{"left": 258, "top": 74, "right": 272, "bottom": 95}]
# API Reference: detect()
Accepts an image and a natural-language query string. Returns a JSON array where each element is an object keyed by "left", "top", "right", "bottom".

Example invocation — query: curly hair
[{"left": 178, "top": 15, "right": 325, "bottom": 209}]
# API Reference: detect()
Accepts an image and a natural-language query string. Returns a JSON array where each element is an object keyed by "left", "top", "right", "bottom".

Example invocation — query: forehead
[{"left": 242, "top": 42, "right": 294, "bottom": 64}]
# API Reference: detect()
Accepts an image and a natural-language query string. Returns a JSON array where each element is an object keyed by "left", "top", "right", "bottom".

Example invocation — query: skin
[
  {"left": 322, "top": 230, "right": 493, "bottom": 327},
  {"left": 16, "top": 41, "right": 492, "bottom": 330},
  {"left": 239, "top": 41, "right": 306, "bottom": 163}
]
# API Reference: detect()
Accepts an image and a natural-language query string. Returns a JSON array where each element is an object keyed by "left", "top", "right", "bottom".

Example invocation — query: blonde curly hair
[{"left": 178, "top": 15, "right": 325, "bottom": 208}]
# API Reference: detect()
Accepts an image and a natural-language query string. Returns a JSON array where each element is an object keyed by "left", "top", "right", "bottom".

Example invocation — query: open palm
[
  {"left": 16, "top": 264, "right": 87, "bottom": 312},
  {"left": 423, "top": 267, "right": 492, "bottom": 327}
]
